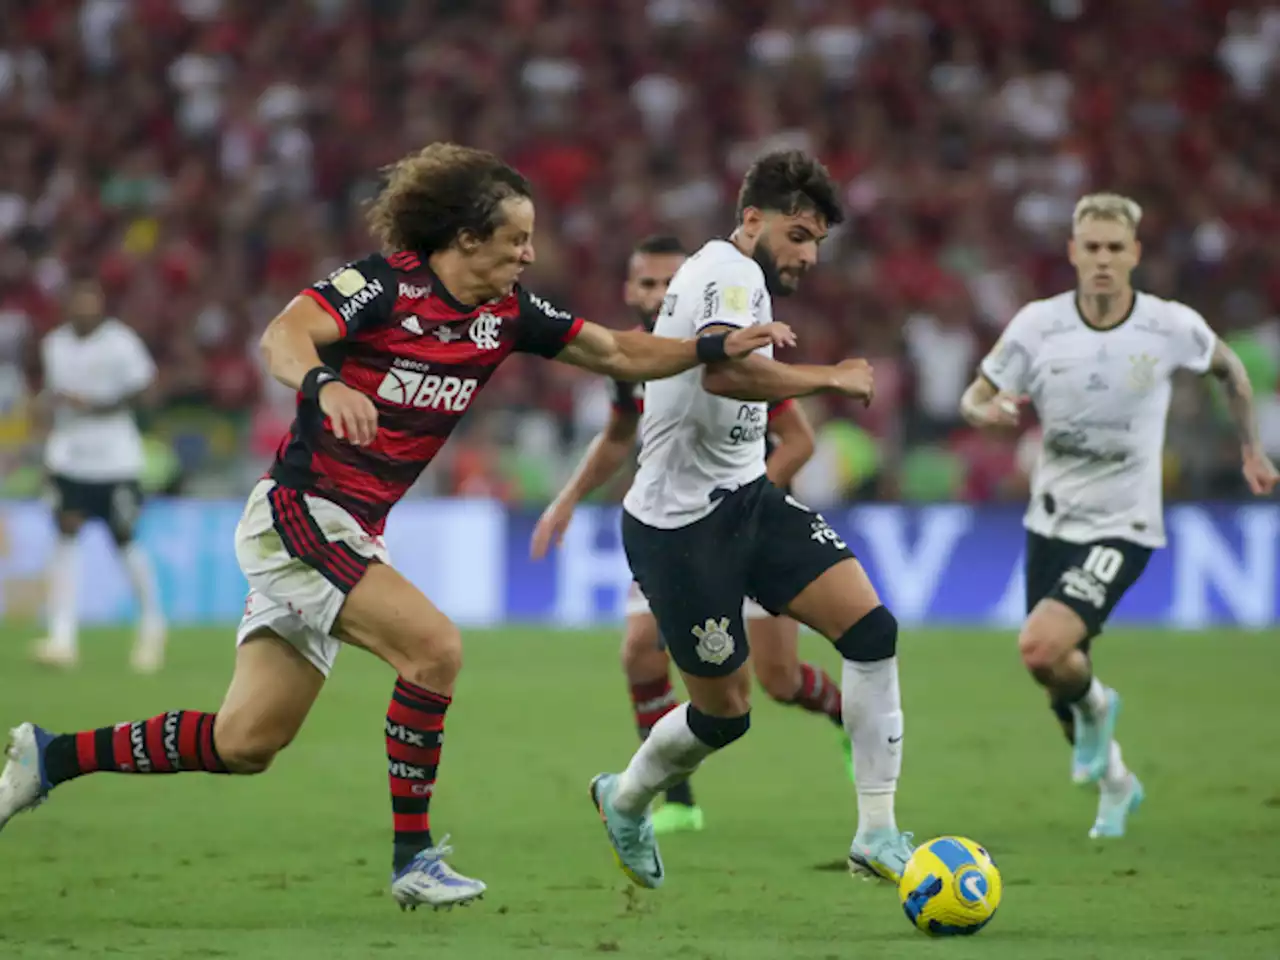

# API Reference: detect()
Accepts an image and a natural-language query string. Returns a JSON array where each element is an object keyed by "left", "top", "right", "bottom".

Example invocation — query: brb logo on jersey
[{"left": 376, "top": 359, "right": 478, "bottom": 412}]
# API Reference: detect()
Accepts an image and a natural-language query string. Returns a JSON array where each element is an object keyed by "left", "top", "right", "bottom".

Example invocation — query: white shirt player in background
[
  {"left": 31, "top": 276, "right": 167, "bottom": 673},
  {"left": 588, "top": 150, "right": 918, "bottom": 891},
  {"left": 961, "top": 193, "right": 1278, "bottom": 839}
]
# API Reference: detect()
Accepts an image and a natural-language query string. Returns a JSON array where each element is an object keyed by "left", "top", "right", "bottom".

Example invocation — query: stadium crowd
[{"left": 1, "top": 0, "right": 1279, "bottom": 506}]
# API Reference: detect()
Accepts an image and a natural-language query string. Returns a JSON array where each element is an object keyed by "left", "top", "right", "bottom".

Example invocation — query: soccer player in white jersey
[
  {"left": 587, "top": 151, "right": 917, "bottom": 889},
  {"left": 32, "top": 277, "right": 166, "bottom": 673},
  {"left": 960, "top": 193, "right": 1278, "bottom": 839},
  {"left": 533, "top": 236, "right": 848, "bottom": 838}
]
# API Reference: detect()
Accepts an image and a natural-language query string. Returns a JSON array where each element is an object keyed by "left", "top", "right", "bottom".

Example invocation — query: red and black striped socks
[
  {"left": 784, "top": 663, "right": 844, "bottom": 727},
  {"left": 388, "top": 678, "right": 449, "bottom": 871},
  {"left": 43, "top": 711, "right": 229, "bottom": 785}
]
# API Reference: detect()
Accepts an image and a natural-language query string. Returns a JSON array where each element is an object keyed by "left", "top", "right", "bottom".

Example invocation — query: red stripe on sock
[
  {"left": 396, "top": 679, "right": 451, "bottom": 707},
  {"left": 75, "top": 731, "right": 96, "bottom": 774},
  {"left": 178, "top": 713, "right": 200, "bottom": 766},
  {"left": 144, "top": 716, "right": 173, "bottom": 773},
  {"left": 393, "top": 810, "right": 432, "bottom": 832},
  {"left": 387, "top": 740, "right": 441, "bottom": 767},
  {"left": 112, "top": 723, "right": 133, "bottom": 771},
  {"left": 387, "top": 698, "right": 447, "bottom": 730},
  {"left": 390, "top": 777, "right": 437, "bottom": 800}
]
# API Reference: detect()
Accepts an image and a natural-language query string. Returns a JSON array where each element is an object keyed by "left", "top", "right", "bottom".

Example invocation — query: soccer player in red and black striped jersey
[
  {"left": 531, "top": 236, "right": 848, "bottom": 838},
  {"left": 0, "top": 144, "right": 795, "bottom": 910}
]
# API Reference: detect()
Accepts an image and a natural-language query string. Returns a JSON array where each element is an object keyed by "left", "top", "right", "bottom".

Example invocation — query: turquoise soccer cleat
[
  {"left": 1089, "top": 775, "right": 1145, "bottom": 839},
  {"left": 589, "top": 773, "right": 664, "bottom": 889},
  {"left": 1072, "top": 688, "right": 1121, "bottom": 785},
  {"left": 848, "top": 828, "right": 915, "bottom": 884}
]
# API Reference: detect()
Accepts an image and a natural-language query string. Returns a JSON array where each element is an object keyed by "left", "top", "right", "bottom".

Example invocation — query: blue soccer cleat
[
  {"left": 1072, "top": 688, "right": 1121, "bottom": 785},
  {"left": 589, "top": 773, "right": 664, "bottom": 889},
  {"left": 390, "top": 835, "right": 486, "bottom": 911},
  {"left": 848, "top": 828, "right": 916, "bottom": 884},
  {"left": 1089, "top": 775, "right": 1145, "bottom": 839},
  {"left": 0, "top": 723, "right": 53, "bottom": 834}
]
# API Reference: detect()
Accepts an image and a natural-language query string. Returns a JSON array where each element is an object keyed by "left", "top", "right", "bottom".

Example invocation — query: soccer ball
[{"left": 898, "top": 836, "right": 1002, "bottom": 937}]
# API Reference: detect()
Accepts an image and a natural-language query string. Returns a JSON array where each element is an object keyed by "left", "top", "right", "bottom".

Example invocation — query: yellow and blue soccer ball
[{"left": 898, "top": 836, "right": 1002, "bottom": 937}]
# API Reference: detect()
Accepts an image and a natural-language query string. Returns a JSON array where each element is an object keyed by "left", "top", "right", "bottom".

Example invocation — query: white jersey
[
  {"left": 42, "top": 319, "right": 156, "bottom": 482},
  {"left": 980, "top": 290, "right": 1216, "bottom": 548},
  {"left": 624, "top": 239, "right": 773, "bottom": 528}
]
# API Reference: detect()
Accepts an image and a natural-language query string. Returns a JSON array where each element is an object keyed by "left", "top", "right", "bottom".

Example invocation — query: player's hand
[
  {"left": 320, "top": 382, "right": 378, "bottom": 446},
  {"left": 974, "top": 392, "right": 1023, "bottom": 431},
  {"left": 531, "top": 497, "right": 576, "bottom": 559},
  {"left": 1242, "top": 446, "right": 1279, "bottom": 496},
  {"left": 55, "top": 391, "right": 93, "bottom": 413},
  {"left": 830, "top": 358, "right": 875, "bottom": 406},
  {"left": 723, "top": 322, "right": 796, "bottom": 358}
]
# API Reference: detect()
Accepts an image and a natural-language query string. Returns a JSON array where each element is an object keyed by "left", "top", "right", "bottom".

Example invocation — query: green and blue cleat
[
  {"left": 1072, "top": 687, "right": 1122, "bottom": 785},
  {"left": 589, "top": 773, "right": 664, "bottom": 889},
  {"left": 1089, "top": 774, "right": 1145, "bottom": 839},
  {"left": 847, "top": 828, "right": 915, "bottom": 883}
]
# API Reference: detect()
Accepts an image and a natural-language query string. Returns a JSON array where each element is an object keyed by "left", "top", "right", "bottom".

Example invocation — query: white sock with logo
[
  {"left": 121, "top": 542, "right": 163, "bottom": 628},
  {"left": 612, "top": 704, "right": 715, "bottom": 817},
  {"left": 843, "top": 657, "right": 903, "bottom": 836},
  {"left": 47, "top": 535, "right": 79, "bottom": 654}
]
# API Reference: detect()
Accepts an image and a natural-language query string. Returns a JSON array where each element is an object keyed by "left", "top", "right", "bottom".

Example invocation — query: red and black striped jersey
[{"left": 270, "top": 250, "right": 584, "bottom": 534}]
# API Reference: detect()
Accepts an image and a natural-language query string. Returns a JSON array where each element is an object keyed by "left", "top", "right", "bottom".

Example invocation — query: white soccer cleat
[
  {"left": 130, "top": 618, "right": 167, "bottom": 674},
  {"left": 390, "top": 835, "right": 486, "bottom": 911},
  {"left": 30, "top": 640, "right": 77, "bottom": 670},
  {"left": 0, "top": 723, "right": 53, "bottom": 833}
]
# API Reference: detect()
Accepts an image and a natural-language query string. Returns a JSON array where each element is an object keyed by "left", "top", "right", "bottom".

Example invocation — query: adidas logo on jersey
[{"left": 402, "top": 316, "right": 424, "bottom": 335}]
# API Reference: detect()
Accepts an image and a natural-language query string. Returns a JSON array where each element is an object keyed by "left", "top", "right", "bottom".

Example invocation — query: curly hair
[
  {"left": 367, "top": 143, "right": 532, "bottom": 254},
  {"left": 736, "top": 150, "right": 844, "bottom": 226}
]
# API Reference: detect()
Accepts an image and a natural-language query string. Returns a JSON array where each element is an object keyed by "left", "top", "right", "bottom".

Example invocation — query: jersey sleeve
[
  {"left": 979, "top": 305, "right": 1037, "bottom": 395},
  {"left": 301, "top": 253, "right": 398, "bottom": 339},
  {"left": 117, "top": 327, "right": 157, "bottom": 394},
  {"left": 767, "top": 398, "right": 794, "bottom": 421},
  {"left": 514, "top": 287, "right": 586, "bottom": 358},
  {"left": 1167, "top": 301, "right": 1217, "bottom": 374},
  {"left": 694, "top": 259, "right": 766, "bottom": 334}
]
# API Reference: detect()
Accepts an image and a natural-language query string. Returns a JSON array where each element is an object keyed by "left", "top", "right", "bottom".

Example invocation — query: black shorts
[
  {"left": 623, "top": 477, "right": 853, "bottom": 677},
  {"left": 1024, "top": 532, "right": 1152, "bottom": 642},
  {"left": 49, "top": 474, "right": 143, "bottom": 542}
]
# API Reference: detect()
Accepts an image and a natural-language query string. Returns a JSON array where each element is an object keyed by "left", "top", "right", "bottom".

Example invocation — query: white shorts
[
  {"left": 624, "top": 580, "right": 770, "bottom": 621},
  {"left": 234, "top": 479, "right": 390, "bottom": 677}
]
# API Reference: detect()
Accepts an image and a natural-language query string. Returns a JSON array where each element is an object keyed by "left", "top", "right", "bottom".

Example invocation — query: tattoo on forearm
[{"left": 1219, "top": 361, "right": 1259, "bottom": 446}]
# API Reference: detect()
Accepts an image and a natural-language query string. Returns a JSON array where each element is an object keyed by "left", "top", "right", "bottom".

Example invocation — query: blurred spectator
[{"left": 1, "top": 0, "right": 1277, "bottom": 503}]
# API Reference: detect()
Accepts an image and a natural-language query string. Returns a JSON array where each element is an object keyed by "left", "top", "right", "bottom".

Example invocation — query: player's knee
[
  {"left": 686, "top": 703, "right": 751, "bottom": 750},
  {"left": 213, "top": 720, "right": 290, "bottom": 775},
  {"left": 833, "top": 605, "right": 898, "bottom": 662},
  {"left": 1018, "top": 627, "right": 1066, "bottom": 678},
  {"left": 399, "top": 621, "right": 464, "bottom": 691},
  {"left": 620, "top": 622, "right": 664, "bottom": 680}
]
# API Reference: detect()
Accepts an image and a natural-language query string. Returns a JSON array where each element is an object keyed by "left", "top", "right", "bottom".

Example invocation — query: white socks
[
  {"left": 843, "top": 656, "right": 903, "bottom": 836},
  {"left": 46, "top": 535, "right": 79, "bottom": 654},
  {"left": 1071, "top": 677, "right": 1109, "bottom": 721},
  {"left": 613, "top": 704, "right": 715, "bottom": 816},
  {"left": 1100, "top": 740, "right": 1131, "bottom": 793},
  {"left": 121, "top": 542, "right": 163, "bottom": 628}
]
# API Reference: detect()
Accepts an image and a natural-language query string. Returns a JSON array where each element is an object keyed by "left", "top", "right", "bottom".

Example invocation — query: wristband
[
  {"left": 696, "top": 332, "right": 730, "bottom": 364},
  {"left": 301, "top": 365, "right": 342, "bottom": 403}
]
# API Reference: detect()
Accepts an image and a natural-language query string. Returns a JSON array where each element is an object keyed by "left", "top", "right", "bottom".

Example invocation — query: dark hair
[
  {"left": 736, "top": 150, "right": 844, "bottom": 226},
  {"left": 632, "top": 234, "right": 686, "bottom": 257},
  {"left": 367, "top": 143, "right": 532, "bottom": 254}
]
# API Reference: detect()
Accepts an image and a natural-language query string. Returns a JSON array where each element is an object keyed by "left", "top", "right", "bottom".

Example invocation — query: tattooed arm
[{"left": 1208, "top": 338, "right": 1279, "bottom": 495}]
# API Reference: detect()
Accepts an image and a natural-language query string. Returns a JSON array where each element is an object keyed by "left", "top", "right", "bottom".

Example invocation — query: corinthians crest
[
  {"left": 1128, "top": 352, "right": 1158, "bottom": 392},
  {"left": 691, "top": 617, "right": 735, "bottom": 665}
]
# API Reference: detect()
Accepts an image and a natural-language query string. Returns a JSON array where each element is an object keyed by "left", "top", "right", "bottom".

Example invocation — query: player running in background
[
  {"left": 29, "top": 275, "right": 166, "bottom": 673},
  {"left": 960, "top": 193, "right": 1278, "bottom": 839},
  {"left": 0, "top": 144, "right": 792, "bottom": 910},
  {"left": 532, "top": 236, "right": 847, "bottom": 837},
  {"left": 587, "top": 151, "right": 916, "bottom": 890}
]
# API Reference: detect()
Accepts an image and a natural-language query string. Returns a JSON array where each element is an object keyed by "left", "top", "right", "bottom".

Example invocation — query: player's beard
[
  {"left": 632, "top": 304, "right": 659, "bottom": 332},
  {"left": 753, "top": 238, "right": 795, "bottom": 297}
]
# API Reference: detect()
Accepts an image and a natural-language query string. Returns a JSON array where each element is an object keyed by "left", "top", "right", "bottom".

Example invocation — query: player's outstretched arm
[
  {"left": 531, "top": 408, "right": 639, "bottom": 559},
  {"left": 556, "top": 321, "right": 795, "bottom": 381},
  {"left": 699, "top": 324, "right": 873, "bottom": 403},
  {"left": 260, "top": 296, "right": 379, "bottom": 446},
  {"left": 1208, "top": 338, "right": 1279, "bottom": 495},
  {"left": 959, "top": 375, "right": 1021, "bottom": 430},
  {"left": 765, "top": 401, "right": 816, "bottom": 488}
]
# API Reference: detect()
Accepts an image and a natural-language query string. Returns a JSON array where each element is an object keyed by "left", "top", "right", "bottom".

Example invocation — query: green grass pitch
[{"left": 0, "top": 624, "right": 1278, "bottom": 959}]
